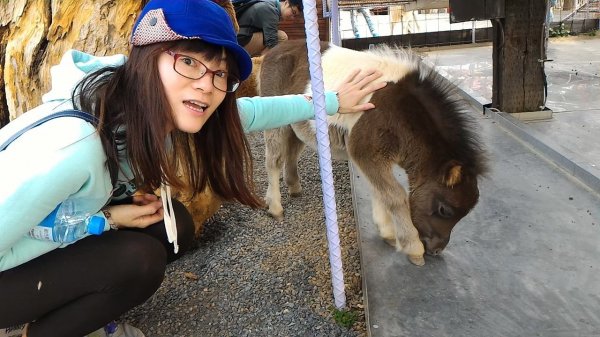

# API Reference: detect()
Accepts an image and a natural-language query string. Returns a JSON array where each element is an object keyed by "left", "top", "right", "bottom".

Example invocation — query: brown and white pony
[{"left": 259, "top": 40, "right": 487, "bottom": 266}]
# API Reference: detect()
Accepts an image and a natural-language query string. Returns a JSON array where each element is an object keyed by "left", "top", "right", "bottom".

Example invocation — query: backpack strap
[{"left": 0, "top": 109, "right": 98, "bottom": 151}]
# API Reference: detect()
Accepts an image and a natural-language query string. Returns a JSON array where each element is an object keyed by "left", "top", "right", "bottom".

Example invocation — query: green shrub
[
  {"left": 332, "top": 308, "right": 358, "bottom": 328},
  {"left": 549, "top": 23, "right": 570, "bottom": 37}
]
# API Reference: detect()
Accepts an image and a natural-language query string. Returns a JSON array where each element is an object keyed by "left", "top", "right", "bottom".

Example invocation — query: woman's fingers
[
  {"left": 130, "top": 201, "right": 163, "bottom": 218},
  {"left": 352, "top": 103, "right": 376, "bottom": 113},
  {"left": 364, "top": 79, "right": 388, "bottom": 93},
  {"left": 356, "top": 69, "right": 383, "bottom": 88},
  {"left": 132, "top": 193, "right": 159, "bottom": 205},
  {"left": 107, "top": 201, "right": 164, "bottom": 228},
  {"left": 342, "top": 68, "right": 362, "bottom": 85},
  {"left": 132, "top": 206, "right": 164, "bottom": 228},
  {"left": 335, "top": 68, "right": 386, "bottom": 114}
]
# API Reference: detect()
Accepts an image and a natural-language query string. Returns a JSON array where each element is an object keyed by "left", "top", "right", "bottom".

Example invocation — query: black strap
[{"left": 0, "top": 109, "right": 98, "bottom": 151}]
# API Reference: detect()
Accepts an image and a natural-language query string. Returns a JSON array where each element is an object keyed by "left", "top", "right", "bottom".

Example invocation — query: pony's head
[
  {"left": 409, "top": 160, "right": 482, "bottom": 255},
  {"left": 395, "top": 64, "right": 488, "bottom": 256}
]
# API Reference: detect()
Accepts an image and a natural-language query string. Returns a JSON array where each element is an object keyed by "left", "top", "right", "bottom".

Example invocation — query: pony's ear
[{"left": 442, "top": 160, "right": 463, "bottom": 187}]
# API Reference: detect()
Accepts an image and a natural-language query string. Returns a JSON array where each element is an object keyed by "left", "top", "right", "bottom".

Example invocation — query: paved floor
[{"left": 352, "top": 36, "right": 600, "bottom": 337}]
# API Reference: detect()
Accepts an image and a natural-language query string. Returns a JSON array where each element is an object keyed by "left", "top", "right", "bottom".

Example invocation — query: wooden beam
[{"left": 492, "top": 0, "right": 547, "bottom": 113}]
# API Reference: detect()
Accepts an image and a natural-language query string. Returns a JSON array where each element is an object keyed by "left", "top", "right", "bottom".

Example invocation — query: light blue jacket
[{"left": 0, "top": 50, "right": 340, "bottom": 272}]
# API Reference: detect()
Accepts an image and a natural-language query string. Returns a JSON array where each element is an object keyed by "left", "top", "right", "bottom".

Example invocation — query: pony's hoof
[
  {"left": 267, "top": 209, "right": 284, "bottom": 221},
  {"left": 289, "top": 191, "right": 302, "bottom": 198},
  {"left": 408, "top": 254, "right": 425, "bottom": 266},
  {"left": 383, "top": 238, "right": 396, "bottom": 247}
]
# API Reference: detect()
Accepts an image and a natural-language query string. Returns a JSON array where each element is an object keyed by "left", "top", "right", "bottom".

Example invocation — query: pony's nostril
[{"left": 427, "top": 247, "right": 444, "bottom": 256}]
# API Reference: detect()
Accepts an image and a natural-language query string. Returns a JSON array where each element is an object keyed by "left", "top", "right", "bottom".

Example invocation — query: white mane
[
  {"left": 304, "top": 44, "right": 421, "bottom": 131},
  {"left": 322, "top": 44, "right": 419, "bottom": 90}
]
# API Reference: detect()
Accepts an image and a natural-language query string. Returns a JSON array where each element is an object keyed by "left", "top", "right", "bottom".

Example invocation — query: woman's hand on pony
[
  {"left": 336, "top": 69, "right": 387, "bottom": 114},
  {"left": 104, "top": 193, "right": 164, "bottom": 229}
]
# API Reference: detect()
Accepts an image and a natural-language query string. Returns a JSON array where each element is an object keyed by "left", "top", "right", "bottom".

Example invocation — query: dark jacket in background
[{"left": 236, "top": 0, "right": 281, "bottom": 48}]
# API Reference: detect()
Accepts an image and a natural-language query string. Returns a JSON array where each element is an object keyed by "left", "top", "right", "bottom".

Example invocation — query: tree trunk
[
  {"left": 0, "top": 0, "right": 145, "bottom": 124},
  {"left": 492, "top": 0, "right": 547, "bottom": 113},
  {"left": 0, "top": 0, "right": 240, "bottom": 235}
]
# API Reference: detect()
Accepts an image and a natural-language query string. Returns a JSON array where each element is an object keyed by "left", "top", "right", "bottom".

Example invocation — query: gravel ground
[{"left": 122, "top": 131, "right": 367, "bottom": 337}]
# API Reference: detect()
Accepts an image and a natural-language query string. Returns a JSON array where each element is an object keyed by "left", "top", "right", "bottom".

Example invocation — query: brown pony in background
[{"left": 260, "top": 40, "right": 488, "bottom": 266}]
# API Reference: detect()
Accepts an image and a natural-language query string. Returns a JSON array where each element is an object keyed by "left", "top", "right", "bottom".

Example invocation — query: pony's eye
[{"left": 437, "top": 202, "right": 454, "bottom": 219}]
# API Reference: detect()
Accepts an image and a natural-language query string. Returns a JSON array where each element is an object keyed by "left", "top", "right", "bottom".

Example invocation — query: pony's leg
[
  {"left": 371, "top": 196, "right": 394, "bottom": 244},
  {"left": 372, "top": 176, "right": 425, "bottom": 266},
  {"left": 264, "top": 128, "right": 287, "bottom": 220},
  {"left": 283, "top": 131, "right": 305, "bottom": 197},
  {"left": 355, "top": 161, "right": 425, "bottom": 266}
]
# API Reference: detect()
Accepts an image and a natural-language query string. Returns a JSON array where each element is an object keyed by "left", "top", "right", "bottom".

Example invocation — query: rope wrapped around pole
[{"left": 301, "top": 0, "right": 346, "bottom": 309}]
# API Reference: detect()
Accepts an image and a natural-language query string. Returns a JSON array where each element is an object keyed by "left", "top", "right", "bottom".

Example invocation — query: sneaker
[
  {"left": 0, "top": 324, "right": 26, "bottom": 337},
  {"left": 86, "top": 322, "right": 145, "bottom": 337}
]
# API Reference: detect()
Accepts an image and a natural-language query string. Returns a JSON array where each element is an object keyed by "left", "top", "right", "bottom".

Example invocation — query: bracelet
[{"left": 102, "top": 208, "right": 118, "bottom": 230}]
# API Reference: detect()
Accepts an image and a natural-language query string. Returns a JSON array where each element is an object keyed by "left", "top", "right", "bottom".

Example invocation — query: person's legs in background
[
  {"left": 276, "top": 30, "right": 288, "bottom": 45},
  {"left": 350, "top": 9, "right": 360, "bottom": 38},
  {"left": 358, "top": 7, "right": 378, "bottom": 37},
  {"left": 243, "top": 32, "right": 267, "bottom": 56},
  {"left": 242, "top": 31, "right": 288, "bottom": 57}
]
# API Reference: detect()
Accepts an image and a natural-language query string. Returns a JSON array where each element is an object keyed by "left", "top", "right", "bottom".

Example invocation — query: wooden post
[{"left": 492, "top": 0, "right": 547, "bottom": 113}]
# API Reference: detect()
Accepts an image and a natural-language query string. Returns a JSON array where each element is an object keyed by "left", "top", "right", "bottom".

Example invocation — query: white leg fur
[
  {"left": 264, "top": 130, "right": 285, "bottom": 220},
  {"left": 363, "top": 167, "right": 425, "bottom": 266},
  {"left": 372, "top": 196, "right": 394, "bottom": 242}
]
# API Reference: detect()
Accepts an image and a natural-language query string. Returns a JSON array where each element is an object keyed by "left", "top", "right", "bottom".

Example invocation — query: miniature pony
[{"left": 260, "top": 40, "right": 487, "bottom": 266}]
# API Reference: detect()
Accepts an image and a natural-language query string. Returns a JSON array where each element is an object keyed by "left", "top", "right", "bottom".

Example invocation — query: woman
[{"left": 0, "top": 0, "right": 385, "bottom": 336}]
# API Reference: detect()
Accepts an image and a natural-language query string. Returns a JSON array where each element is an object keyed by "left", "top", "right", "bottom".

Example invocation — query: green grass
[{"left": 332, "top": 307, "right": 358, "bottom": 329}]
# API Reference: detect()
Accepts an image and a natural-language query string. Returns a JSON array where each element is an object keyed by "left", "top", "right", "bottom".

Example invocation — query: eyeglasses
[
  {"left": 165, "top": 50, "right": 240, "bottom": 93},
  {"left": 291, "top": 8, "right": 300, "bottom": 18}
]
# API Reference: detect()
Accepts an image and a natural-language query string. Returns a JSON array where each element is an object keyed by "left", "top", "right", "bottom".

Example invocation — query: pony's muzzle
[{"left": 422, "top": 236, "right": 449, "bottom": 256}]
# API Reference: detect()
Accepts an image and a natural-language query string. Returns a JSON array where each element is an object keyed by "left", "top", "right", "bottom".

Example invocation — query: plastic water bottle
[{"left": 28, "top": 199, "right": 105, "bottom": 243}]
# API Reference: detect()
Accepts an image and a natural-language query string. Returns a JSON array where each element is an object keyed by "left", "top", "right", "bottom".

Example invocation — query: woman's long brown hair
[{"left": 74, "top": 40, "right": 263, "bottom": 208}]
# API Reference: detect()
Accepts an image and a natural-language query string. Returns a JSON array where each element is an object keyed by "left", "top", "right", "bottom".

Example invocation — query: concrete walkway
[{"left": 352, "top": 36, "right": 600, "bottom": 337}]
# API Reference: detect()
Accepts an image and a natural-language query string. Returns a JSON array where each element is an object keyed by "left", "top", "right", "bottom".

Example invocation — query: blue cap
[
  {"left": 88, "top": 216, "right": 105, "bottom": 235},
  {"left": 131, "top": 0, "right": 252, "bottom": 81}
]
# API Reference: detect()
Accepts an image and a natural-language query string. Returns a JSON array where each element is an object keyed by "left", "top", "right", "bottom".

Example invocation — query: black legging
[{"left": 0, "top": 199, "right": 195, "bottom": 337}]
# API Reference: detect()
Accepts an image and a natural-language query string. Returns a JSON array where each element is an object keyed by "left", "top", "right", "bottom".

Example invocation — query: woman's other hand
[
  {"left": 105, "top": 194, "right": 163, "bottom": 229},
  {"left": 336, "top": 69, "right": 387, "bottom": 114}
]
